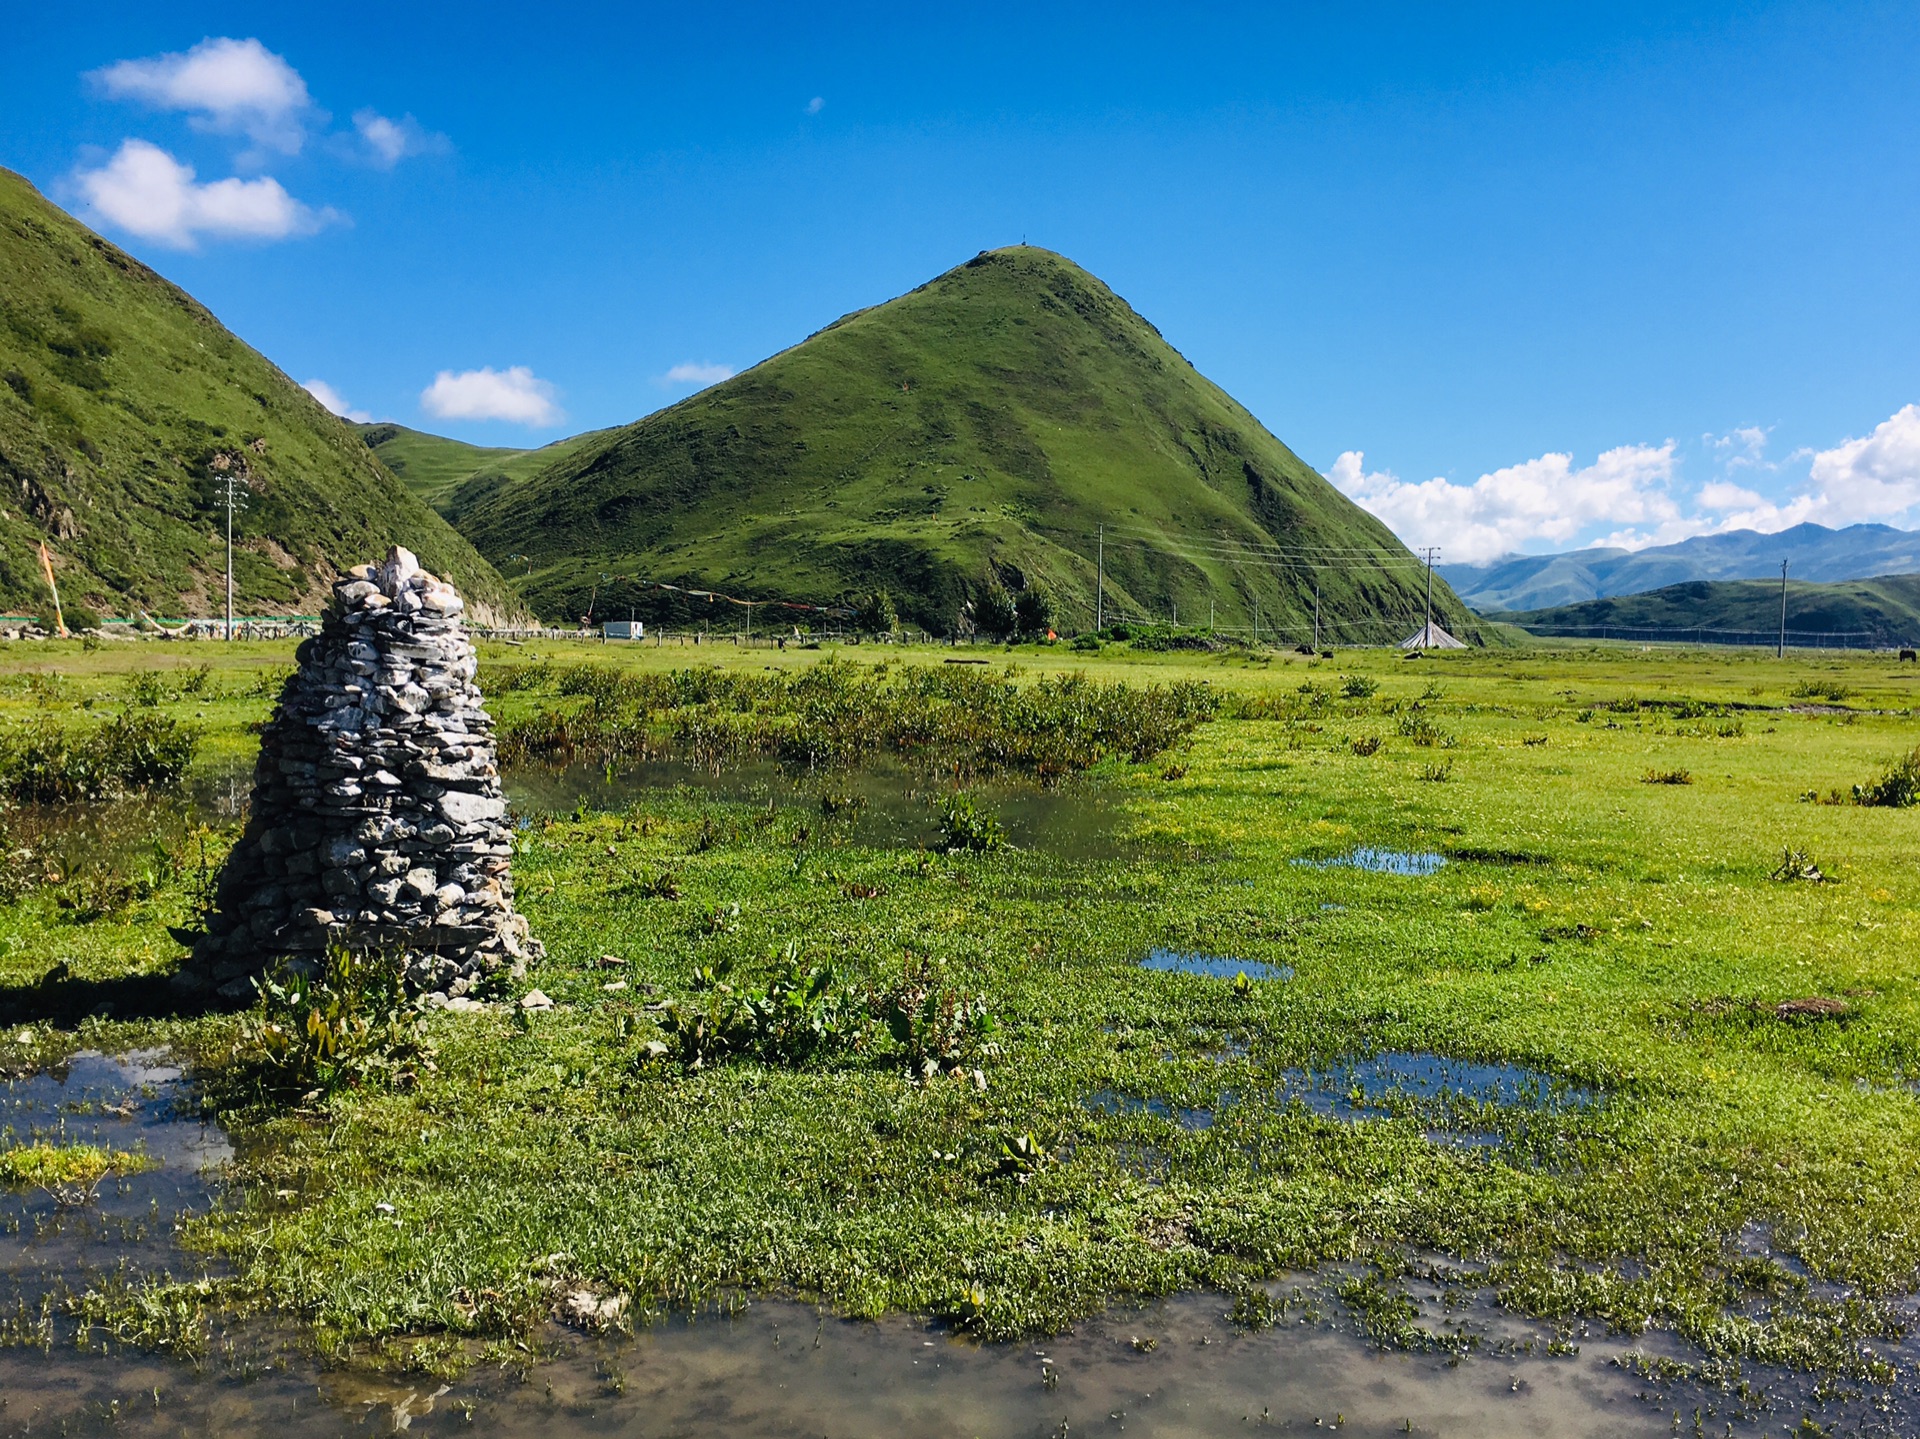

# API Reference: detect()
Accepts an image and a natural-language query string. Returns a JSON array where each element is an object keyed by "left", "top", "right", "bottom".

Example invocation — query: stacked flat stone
[{"left": 188, "top": 547, "right": 538, "bottom": 1000}]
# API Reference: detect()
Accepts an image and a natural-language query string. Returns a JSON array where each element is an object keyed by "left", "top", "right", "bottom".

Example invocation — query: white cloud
[
  {"left": 1328, "top": 442, "right": 1679, "bottom": 565},
  {"left": 1696, "top": 480, "right": 1765, "bottom": 510},
  {"left": 351, "top": 109, "right": 448, "bottom": 168},
  {"left": 92, "top": 37, "right": 314, "bottom": 155},
  {"left": 806, "top": 96, "right": 825, "bottom": 115},
  {"left": 302, "top": 379, "right": 371, "bottom": 424},
  {"left": 73, "top": 139, "right": 332, "bottom": 248},
  {"left": 420, "top": 366, "right": 562, "bottom": 426},
  {"left": 656, "top": 361, "right": 735, "bottom": 389}
]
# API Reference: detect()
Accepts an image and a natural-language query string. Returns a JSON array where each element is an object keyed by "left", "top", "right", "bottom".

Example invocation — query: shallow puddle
[
  {"left": 1138, "top": 948, "right": 1291, "bottom": 981},
  {"left": 1292, "top": 847, "right": 1447, "bottom": 876},
  {"left": 1278, "top": 1051, "right": 1599, "bottom": 1120},
  {"left": 1, "top": 1051, "right": 229, "bottom": 1301},
  {"left": 1, "top": 1286, "right": 1888, "bottom": 1438},
  {"left": 504, "top": 757, "right": 1126, "bottom": 858}
]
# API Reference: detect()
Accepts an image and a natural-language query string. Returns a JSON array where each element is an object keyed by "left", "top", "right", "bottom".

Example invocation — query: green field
[{"left": 1, "top": 638, "right": 1918, "bottom": 1391}]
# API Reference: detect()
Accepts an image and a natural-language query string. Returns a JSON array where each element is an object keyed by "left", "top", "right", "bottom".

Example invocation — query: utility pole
[
  {"left": 1313, "top": 581, "right": 1321, "bottom": 650},
  {"left": 1209, "top": 597, "right": 1215, "bottom": 632},
  {"left": 1252, "top": 596, "right": 1259, "bottom": 647},
  {"left": 1421, "top": 546, "right": 1439, "bottom": 645},
  {"left": 218, "top": 466, "right": 247, "bottom": 642},
  {"left": 1095, "top": 524, "right": 1104, "bottom": 631},
  {"left": 1778, "top": 559, "right": 1789, "bottom": 659}
]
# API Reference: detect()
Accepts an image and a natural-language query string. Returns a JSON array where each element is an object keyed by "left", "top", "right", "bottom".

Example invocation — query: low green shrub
[
  {"left": 0, "top": 712, "right": 197, "bottom": 803},
  {"left": 938, "top": 791, "right": 1004, "bottom": 852},
  {"left": 1855, "top": 746, "right": 1920, "bottom": 808},
  {"left": 233, "top": 944, "right": 434, "bottom": 1097}
]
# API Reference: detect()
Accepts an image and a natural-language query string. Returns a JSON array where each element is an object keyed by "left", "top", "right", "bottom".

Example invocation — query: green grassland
[
  {"left": 458, "top": 247, "right": 1478, "bottom": 640},
  {"left": 0, "top": 170, "right": 515, "bottom": 622},
  {"left": 1505, "top": 570, "right": 1920, "bottom": 646},
  {"left": 1, "top": 639, "right": 1918, "bottom": 1390},
  {"left": 353, "top": 422, "right": 610, "bottom": 522}
]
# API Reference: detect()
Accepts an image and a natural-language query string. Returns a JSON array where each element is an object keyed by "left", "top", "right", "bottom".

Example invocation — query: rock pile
[{"left": 185, "top": 547, "right": 538, "bottom": 1000}]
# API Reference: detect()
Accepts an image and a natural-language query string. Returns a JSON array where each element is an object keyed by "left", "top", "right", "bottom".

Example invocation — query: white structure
[
  {"left": 1400, "top": 622, "right": 1466, "bottom": 650},
  {"left": 603, "top": 620, "right": 645, "bottom": 639}
]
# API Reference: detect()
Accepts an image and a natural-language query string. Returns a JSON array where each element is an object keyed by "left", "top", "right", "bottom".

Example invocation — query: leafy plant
[
  {"left": 233, "top": 943, "right": 434, "bottom": 1097},
  {"left": 877, "top": 958, "right": 997, "bottom": 1080},
  {"left": 1771, "top": 848, "right": 1827, "bottom": 883},
  {"left": 1643, "top": 768, "right": 1693, "bottom": 785},
  {"left": 0, "top": 712, "right": 197, "bottom": 803},
  {"left": 854, "top": 589, "right": 898, "bottom": 636},
  {"left": 1349, "top": 735, "right": 1382, "bottom": 757},
  {"left": 1854, "top": 746, "right": 1920, "bottom": 808},
  {"left": 1339, "top": 675, "right": 1378, "bottom": 699},
  {"left": 648, "top": 947, "right": 866, "bottom": 1070},
  {"left": 938, "top": 791, "right": 1005, "bottom": 852}
]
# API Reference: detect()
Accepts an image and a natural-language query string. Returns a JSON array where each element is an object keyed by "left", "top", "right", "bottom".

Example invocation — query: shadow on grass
[{"left": 0, "top": 964, "right": 234, "bottom": 1025}]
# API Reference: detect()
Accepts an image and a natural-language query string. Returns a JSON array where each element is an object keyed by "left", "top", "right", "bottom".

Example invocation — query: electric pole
[
  {"left": 1421, "top": 547, "right": 1439, "bottom": 645},
  {"left": 1313, "top": 581, "right": 1321, "bottom": 650},
  {"left": 1095, "top": 524, "right": 1104, "bottom": 631},
  {"left": 1778, "top": 559, "right": 1789, "bottom": 659},
  {"left": 218, "top": 466, "right": 248, "bottom": 642}
]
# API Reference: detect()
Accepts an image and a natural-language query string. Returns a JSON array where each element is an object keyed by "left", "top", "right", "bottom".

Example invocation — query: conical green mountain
[
  {"left": 462, "top": 246, "right": 1477, "bottom": 641},
  {"left": 0, "top": 169, "right": 515, "bottom": 622}
]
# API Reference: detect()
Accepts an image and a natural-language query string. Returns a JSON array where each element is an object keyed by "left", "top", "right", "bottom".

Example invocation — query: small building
[{"left": 602, "top": 620, "right": 645, "bottom": 640}]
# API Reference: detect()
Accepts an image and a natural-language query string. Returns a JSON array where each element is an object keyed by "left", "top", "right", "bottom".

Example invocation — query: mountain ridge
[
  {"left": 456, "top": 246, "right": 1477, "bottom": 640},
  {"left": 1443, "top": 523, "right": 1920, "bottom": 613},
  {"left": 1504, "top": 569, "right": 1920, "bottom": 647},
  {"left": 0, "top": 169, "right": 517, "bottom": 622}
]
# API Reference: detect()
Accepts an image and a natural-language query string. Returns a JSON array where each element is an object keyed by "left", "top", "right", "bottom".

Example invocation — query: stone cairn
[{"left": 186, "top": 547, "right": 538, "bottom": 1001}]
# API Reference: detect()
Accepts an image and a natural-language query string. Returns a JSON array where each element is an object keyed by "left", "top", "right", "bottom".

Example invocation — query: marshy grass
[
  {"left": 5, "top": 641, "right": 1920, "bottom": 1392},
  {"left": 496, "top": 659, "right": 1216, "bottom": 782}
]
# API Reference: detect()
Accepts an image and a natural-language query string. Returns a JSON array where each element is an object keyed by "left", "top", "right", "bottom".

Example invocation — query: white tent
[{"left": 1400, "top": 622, "right": 1466, "bottom": 650}]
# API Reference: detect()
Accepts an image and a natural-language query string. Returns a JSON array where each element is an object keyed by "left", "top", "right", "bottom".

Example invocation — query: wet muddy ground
[{"left": 4, "top": 1053, "right": 1914, "bottom": 1437}]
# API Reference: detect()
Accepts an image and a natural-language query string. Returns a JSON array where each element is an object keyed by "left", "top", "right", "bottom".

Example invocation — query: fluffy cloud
[
  {"left": 806, "top": 96, "right": 825, "bottom": 115},
  {"left": 302, "top": 379, "right": 371, "bottom": 424},
  {"left": 1328, "top": 443, "right": 1679, "bottom": 565},
  {"left": 73, "top": 139, "right": 331, "bottom": 248},
  {"left": 420, "top": 366, "right": 562, "bottom": 426},
  {"left": 92, "top": 37, "right": 314, "bottom": 155},
  {"left": 656, "top": 361, "right": 735, "bottom": 388},
  {"left": 351, "top": 109, "right": 449, "bottom": 168}
]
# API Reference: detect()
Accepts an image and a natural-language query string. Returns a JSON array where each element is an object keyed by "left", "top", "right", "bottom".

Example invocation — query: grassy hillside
[
  {"left": 460, "top": 246, "right": 1476, "bottom": 640},
  {"left": 1444, "top": 523, "right": 1920, "bottom": 612},
  {"left": 354, "top": 422, "right": 608, "bottom": 522},
  {"left": 0, "top": 168, "right": 516, "bottom": 621},
  {"left": 1504, "top": 571, "right": 1920, "bottom": 646}
]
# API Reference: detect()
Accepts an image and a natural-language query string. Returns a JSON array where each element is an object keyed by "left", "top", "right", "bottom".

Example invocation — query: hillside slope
[
  {"left": 355, "top": 422, "right": 608, "bottom": 521},
  {"left": 1505, "top": 572, "right": 1920, "bottom": 647},
  {"left": 0, "top": 169, "right": 515, "bottom": 621},
  {"left": 461, "top": 246, "right": 1476, "bottom": 640},
  {"left": 1443, "top": 523, "right": 1920, "bottom": 612}
]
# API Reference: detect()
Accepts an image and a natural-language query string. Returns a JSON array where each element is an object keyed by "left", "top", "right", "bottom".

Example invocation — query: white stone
[{"left": 377, "top": 546, "right": 421, "bottom": 595}]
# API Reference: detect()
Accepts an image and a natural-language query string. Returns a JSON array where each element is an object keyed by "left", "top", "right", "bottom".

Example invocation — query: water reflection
[
  {"left": 1, "top": 1051, "right": 229, "bottom": 1302},
  {"left": 1138, "top": 949, "right": 1292, "bottom": 981},
  {"left": 1278, "top": 1051, "right": 1599, "bottom": 1119},
  {"left": 1292, "top": 848, "right": 1447, "bottom": 876},
  {"left": 503, "top": 757, "right": 1127, "bottom": 858},
  {"left": 0, "top": 1288, "right": 1857, "bottom": 1437}
]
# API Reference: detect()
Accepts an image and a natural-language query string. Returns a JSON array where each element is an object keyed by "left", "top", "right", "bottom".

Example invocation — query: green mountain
[
  {"left": 460, "top": 246, "right": 1476, "bottom": 641},
  {"left": 354, "top": 422, "right": 608, "bottom": 523},
  {"left": 1505, "top": 572, "right": 1920, "bottom": 647},
  {"left": 0, "top": 168, "right": 516, "bottom": 622}
]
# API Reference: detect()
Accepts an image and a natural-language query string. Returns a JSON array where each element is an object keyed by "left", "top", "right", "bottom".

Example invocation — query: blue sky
[{"left": 5, "top": 2, "right": 1919, "bottom": 562}]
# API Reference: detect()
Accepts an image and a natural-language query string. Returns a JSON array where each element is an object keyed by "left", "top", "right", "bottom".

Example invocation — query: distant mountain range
[
  {"left": 1441, "top": 524, "right": 1920, "bottom": 613},
  {"left": 1502, "top": 570, "right": 1920, "bottom": 648}
]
